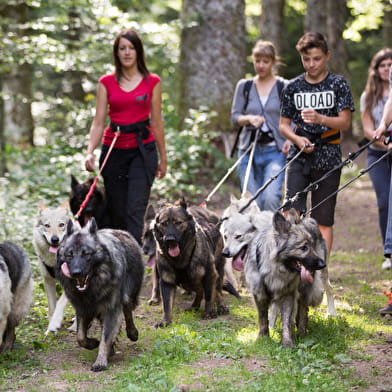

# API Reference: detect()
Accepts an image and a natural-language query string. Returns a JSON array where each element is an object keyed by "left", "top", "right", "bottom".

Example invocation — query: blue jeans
[
  {"left": 367, "top": 149, "right": 390, "bottom": 243},
  {"left": 237, "top": 144, "right": 286, "bottom": 211},
  {"left": 384, "top": 155, "right": 392, "bottom": 257}
]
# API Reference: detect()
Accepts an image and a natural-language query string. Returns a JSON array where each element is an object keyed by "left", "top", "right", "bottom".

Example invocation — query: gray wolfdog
[
  {"left": 55, "top": 218, "right": 144, "bottom": 371},
  {"left": 0, "top": 242, "right": 33, "bottom": 352},
  {"left": 32, "top": 200, "right": 72, "bottom": 334},
  {"left": 142, "top": 203, "right": 239, "bottom": 305},
  {"left": 221, "top": 194, "right": 336, "bottom": 319},
  {"left": 153, "top": 198, "right": 229, "bottom": 327},
  {"left": 221, "top": 205, "right": 327, "bottom": 347}
]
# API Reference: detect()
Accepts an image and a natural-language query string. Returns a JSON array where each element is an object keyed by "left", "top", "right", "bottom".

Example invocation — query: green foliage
[{"left": 152, "top": 108, "right": 229, "bottom": 204}]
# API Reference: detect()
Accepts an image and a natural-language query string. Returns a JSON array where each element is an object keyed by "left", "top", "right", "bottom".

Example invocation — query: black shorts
[{"left": 283, "top": 158, "right": 341, "bottom": 226}]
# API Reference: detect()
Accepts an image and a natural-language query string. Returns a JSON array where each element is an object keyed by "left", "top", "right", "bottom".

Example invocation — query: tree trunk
[
  {"left": 178, "top": 0, "right": 246, "bottom": 156},
  {"left": 260, "top": 0, "right": 285, "bottom": 55},
  {"left": 0, "top": 75, "right": 7, "bottom": 176},
  {"left": 326, "top": 0, "right": 349, "bottom": 79},
  {"left": 1, "top": 1, "right": 34, "bottom": 146},
  {"left": 383, "top": 0, "right": 392, "bottom": 48},
  {"left": 304, "top": 0, "right": 327, "bottom": 35},
  {"left": 64, "top": 6, "right": 86, "bottom": 102}
]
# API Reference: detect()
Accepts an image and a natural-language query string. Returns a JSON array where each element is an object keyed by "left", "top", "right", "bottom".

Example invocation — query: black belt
[
  {"left": 295, "top": 127, "right": 341, "bottom": 145},
  {"left": 110, "top": 119, "right": 150, "bottom": 136},
  {"left": 110, "top": 119, "right": 153, "bottom": 182}
]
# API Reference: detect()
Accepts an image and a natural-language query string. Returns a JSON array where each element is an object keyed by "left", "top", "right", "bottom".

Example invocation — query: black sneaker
[{"left": 379, "top": 302, "right": 392, "bottom": 314}]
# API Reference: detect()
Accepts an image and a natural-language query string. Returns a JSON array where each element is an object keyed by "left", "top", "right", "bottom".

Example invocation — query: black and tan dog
[
  {"left": 142, "top": 203, "right": 240, "bottom": 305},
  {"left": 153, "top": 197, "right": 229, "bottom": 327}
]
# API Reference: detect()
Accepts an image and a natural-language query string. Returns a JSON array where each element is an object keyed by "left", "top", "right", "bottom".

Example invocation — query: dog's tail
[{"left": 223, "top": 280, "right": 241, "bottom": 299}]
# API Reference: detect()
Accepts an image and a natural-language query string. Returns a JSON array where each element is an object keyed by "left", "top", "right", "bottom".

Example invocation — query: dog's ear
[
  {"left": 273, "top": 211, "right": 291, "bottom": 235},
  {"left": 145, "top": 204, "right": 156, "bottom": 220},
  {"left": 242, "top": 191, "right": 252, "bottom": 200},
  {"left": 71, "top": 175, "right": 79, "bottom": 190},
  {"left": 230, "top": 194, "right": 238, "bottom": 203},
  {"left": 86, "top": 217, "right": 98, "bottom": 234},
  {"left": 37, "top": 200, "right": 46, "bottom": 212},
  {"left": 59, "top": 200, "right": 70, "bottom": 211},
  {"left": 286, "top": 208, "right": 300, "bottom": 224},
  {"left": 67, "top": 219, "right": 75, "bottom": 236},
  {"left": 175, "top": 196, "right": 187, "bottom": 210}
]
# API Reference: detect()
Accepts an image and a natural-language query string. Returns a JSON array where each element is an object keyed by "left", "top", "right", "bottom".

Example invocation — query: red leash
[{"left": 74, "top": 131, "right": 120, "bottom": 222}]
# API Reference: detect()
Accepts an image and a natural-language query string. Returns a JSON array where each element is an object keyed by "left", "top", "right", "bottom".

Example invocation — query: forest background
[
  {"left": 1, "top": 0, "right": 392, "bottom": 200},
  {"left": 1, "top": 2, "right": 392, "bottom": 391}
]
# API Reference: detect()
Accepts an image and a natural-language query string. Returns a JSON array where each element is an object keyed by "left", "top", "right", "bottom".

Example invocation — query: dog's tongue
[
  {"left": 300, "top": 265, "right": 314, "bottom": 285},
  {"left": 146, "top": 254, "right": 156, "bottom": 267},
  {"left": 61, "top": 262, "right": 72, "bottom": 278},
  {"left": 232, "top": 255, "right": 244, "bottom": 272},
  {"left": 168, "top": 245, "right": 180, "bottom": 258},
  {"left": 49, "top": 246, "right": 58, "bottom": 254}
]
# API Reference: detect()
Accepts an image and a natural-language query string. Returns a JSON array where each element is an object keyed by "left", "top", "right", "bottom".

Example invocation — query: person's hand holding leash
[
  {"left": 247, "top": 114, "right": 265, "bottom": 129},
  {"left": 294, "top": 135, "right": 314, "bottom": 154},
  {"left": 85, "top": 153, "right": 95, "bottom": 172}
]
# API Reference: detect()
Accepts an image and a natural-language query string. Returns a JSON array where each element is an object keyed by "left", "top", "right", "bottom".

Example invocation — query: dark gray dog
[
  {"left": 0, "top": 242, "right": 33, "bottom": 352},
  {"left": 55, "top": 219, "right": 144, "bottom": 371}
]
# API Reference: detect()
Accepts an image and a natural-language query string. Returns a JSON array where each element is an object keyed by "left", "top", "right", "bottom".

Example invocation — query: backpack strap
[
  {"left": 230, "top": 79, "right": 253, "bottom": 157},
  {"left": 242, "top": 79, "right": 253, "bottom": 111},
  {"left": 276, "top": 78, "right": 285, "bottom": 98}
]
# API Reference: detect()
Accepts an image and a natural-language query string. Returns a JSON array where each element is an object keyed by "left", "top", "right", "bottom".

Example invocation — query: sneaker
[
  {"left": 382, "top": 258, "right": 391, "bottom": 270},
  {"left": 379, "top": 302, "right": 392, "bottom": 314}
]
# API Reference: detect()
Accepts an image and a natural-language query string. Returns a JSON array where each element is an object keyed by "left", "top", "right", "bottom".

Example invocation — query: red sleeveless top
[{"left": 99, "top": 73, "right": 160, "bottom": 149}]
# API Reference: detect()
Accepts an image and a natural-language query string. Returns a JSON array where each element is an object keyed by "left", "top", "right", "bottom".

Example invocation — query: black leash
[
  {"left": 216, "top": 144, "right": 308, "bottom": 227},
  {"left": 305, "top": 147, "right": 392, "bottom": 216},
  {"left": 237, "top": 144, "right": 308, "bottom": 214},
  {"left": 279, "top": 137, "right": 378, "bottom": 212}
]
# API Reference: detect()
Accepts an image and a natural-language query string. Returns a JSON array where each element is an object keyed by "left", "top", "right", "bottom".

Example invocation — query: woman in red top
[{"left": 85, "top": 29, "right": 167, "bottom": 244}]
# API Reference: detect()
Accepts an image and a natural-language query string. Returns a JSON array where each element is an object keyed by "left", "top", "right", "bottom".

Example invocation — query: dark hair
[
  {"left": 364, "top": 48, "right": 392, "bottom": 112},
  {"left": 113, "top": 30, "right": 150, "bottom": 82},
  {"left": 295, "top": 32, "right": 329, "bottom": 55}
]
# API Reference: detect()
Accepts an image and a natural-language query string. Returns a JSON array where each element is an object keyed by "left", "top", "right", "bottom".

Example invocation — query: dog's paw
[
  {"left": 154, "top": 320, "right": 170, "bottom": 328},
  {"left": 46, "top": 320, "right": 62, "bottom": 335},
  {"left": 147, "top": 297, "right": 160, "bottom": 306},
  {"left": 78, "top": 337, "right": 100, "bottom": 350},
  {"left": 126, "top": 327, "right": 139, "bottom": 342},
  {"left": 91, "top": 360, "right": 108, "bottom": 372},
  {"left": 217, "top": 305, "right": 229, "bottom": 315},
  {"left": 201, "top": 310, "right": 218, "bottom": 320},
  {"left": 45, "top": 325, "right": 60, "bottom": 336},
  {"left": 281, "top": 338, "right": 295, "bottom": 348}
]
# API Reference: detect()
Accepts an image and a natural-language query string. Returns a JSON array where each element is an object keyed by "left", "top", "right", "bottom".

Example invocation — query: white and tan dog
[{"left": 32, "top": 200, "right": 74, "bottom": 334}]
